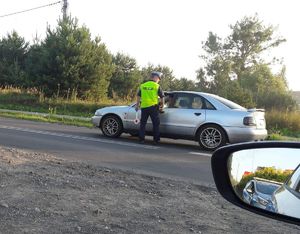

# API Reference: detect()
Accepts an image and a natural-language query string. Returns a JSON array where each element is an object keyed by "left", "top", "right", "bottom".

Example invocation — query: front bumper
[
  {"left": 91, "top": 115, "right": 102, "bottom": 127},
  {"left": 225, "top": 127, "right": 268, "bottom": 143}
]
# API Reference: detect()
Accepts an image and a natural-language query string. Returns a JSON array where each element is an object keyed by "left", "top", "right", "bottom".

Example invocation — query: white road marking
[
  {"left": 189, "top": 152, "right": 212, "bottom": 157},
  {"left": 0, "top": 125, "right": 159, "bottom": 150}
]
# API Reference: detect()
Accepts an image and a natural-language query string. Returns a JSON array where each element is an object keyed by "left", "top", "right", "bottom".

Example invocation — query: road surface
[{"left": 0, "top": 117, "right": 213, "bottom": 184}]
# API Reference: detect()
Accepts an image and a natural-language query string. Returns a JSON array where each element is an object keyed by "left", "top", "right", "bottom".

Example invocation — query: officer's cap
[{"left": 151, "top": 71, "right": 163, "bottom": 79}]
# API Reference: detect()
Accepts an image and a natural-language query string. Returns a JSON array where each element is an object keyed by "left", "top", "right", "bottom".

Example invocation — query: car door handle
[{"left": 194, "top": 113, "right": 202, "bottom": 116}]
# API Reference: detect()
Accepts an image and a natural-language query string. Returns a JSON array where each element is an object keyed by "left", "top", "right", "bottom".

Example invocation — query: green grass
[
  {"left": 267, "top": 133, "right": 300, "bottom": 141},
  {"left": 0, "top": 87, "right": 129, "bottom": 117},
  {"left": 265, "top": 109, "right": 300, "bottom": 138},
  {"left": 0, "top": 111, "right": 93, "bottom": 128}
]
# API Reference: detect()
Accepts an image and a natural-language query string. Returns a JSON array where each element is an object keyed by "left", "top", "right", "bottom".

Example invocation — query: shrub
[{"left": 266, "top": 109, "right": 300, "bottom": 137}]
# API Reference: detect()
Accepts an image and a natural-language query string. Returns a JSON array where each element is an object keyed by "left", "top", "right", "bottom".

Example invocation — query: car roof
[{"left": 253, "top": 177, "right": 283, "bottom": 186}]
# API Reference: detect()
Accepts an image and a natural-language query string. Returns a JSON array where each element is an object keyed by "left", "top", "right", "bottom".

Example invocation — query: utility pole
[{"left": 62, "top": 0, "right": 68, "bottom": 20}]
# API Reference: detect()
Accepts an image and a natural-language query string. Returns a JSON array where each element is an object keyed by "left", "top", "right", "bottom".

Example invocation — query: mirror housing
[{"left": 211, "top": 141, "right": 300, "bottom": 226}]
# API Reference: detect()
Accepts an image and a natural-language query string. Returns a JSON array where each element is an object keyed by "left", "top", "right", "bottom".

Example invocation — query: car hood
[
  {"left": 99, "top": 105, "right": 129, "bottom": 111},
  {"left": 95, "top": 105, "right": 129, "bottom": 116},
  {"left": 256, "top": 192, "right": 272, "bottom": 201}
]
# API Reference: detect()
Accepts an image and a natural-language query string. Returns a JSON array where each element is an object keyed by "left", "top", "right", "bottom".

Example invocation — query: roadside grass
[
  {"left": 0, "top": 87, "right": 130, "bottom": 117},
  {"left": 267, "top": 133, "right": 300, "bottom": 142},
  {"left": 265, "top": 109, "right": 300, "bottom": 140},
  {"left": 0, "top": 111, "right": 93, "bottom": 128}
]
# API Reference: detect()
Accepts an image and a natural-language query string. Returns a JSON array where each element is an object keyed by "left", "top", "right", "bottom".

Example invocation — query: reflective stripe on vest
[{"left": 140, "top": 81, "right": 160, "bottom": 108}]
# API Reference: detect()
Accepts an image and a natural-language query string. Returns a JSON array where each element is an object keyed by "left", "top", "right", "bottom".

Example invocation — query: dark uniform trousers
[{"left": 139, "top": 105, "right": 160, "bottom": 142}]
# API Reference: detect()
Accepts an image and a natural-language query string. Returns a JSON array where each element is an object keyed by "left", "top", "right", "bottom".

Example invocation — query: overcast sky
[{"left": 0, "top": 0, "right": 299, "bottom": 90}]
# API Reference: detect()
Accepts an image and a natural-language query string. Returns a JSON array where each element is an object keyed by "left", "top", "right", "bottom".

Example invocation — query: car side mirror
[
  {"left": 211, "top": 142, "right": 300, "bottom": 226},
  {"left": 246, "top": 187, "right": 253, "bottom": 194}
]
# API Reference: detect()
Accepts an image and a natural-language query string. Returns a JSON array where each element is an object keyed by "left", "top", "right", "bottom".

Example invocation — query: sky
[{"left": 0, "top": 0, "right": 299, "bottom": 90}]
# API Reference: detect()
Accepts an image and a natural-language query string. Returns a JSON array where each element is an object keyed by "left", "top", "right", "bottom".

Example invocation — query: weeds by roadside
[
  {"left": 265, "top": 109, "right": 300, "bottom": 138},
  {"left": 0, "top": 87, "right": 130, "bottom": 117},
  {"left": 0, "top": 111, "right": 93, "bottom": 128}
]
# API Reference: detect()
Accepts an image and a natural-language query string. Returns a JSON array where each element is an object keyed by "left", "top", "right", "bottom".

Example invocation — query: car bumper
[
  {"left": 225, "top": 127, "right": 268, "bottom": 143},
  {"left": 92, "top": 115, "right": 102, "bottom": 127}
]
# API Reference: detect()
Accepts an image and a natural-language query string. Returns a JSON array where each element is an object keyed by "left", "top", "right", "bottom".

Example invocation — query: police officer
[{"left": 135, "top": 72, "right": 164, "bottom": 144}]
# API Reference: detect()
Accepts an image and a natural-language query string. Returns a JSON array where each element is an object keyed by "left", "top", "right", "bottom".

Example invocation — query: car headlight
[
  {"left": 95, "top": 110, "right": 103, "bottom": 116},
  {"left": 258, "top": 196, "right": 268, "bottom": 206}
]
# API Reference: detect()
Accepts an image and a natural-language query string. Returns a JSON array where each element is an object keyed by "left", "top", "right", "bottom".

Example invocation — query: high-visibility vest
[{"left": 140, "top": 81, "right": 160, "bottom": 108}]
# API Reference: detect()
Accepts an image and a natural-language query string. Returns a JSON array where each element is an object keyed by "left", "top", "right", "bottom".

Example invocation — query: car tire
[
  {"left": 100, "top": 115, "right": 123, "bottom": 138},
  {"left": 197, "top": 124, "right": 227, "bottom": 151}
]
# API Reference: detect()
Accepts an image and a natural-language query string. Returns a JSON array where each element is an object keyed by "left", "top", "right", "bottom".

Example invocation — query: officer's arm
[
  {"left": 136, "top": 96, "right": 141, "bottom": 109},
  {"left": 158, "top": 87, "right": 164, "bottom": 106},
  {"left": 136, "top": 89, "right": 141, "bottom": 110}
]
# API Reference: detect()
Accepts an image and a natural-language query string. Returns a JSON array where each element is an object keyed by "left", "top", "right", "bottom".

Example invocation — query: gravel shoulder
[{"left": 0, "top": 147, "right": 299, "bottom": 234}]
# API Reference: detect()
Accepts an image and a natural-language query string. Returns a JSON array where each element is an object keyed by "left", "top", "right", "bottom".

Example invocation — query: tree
[
  {"left": 0, "top": 31, "right": 29, "bottom": 86},
  {"left": 197, "top": 15, "right": 295, "bottom": 110},
  {"left": 108, "top": 53, "right": 142, "bottom": 100},
  {"left": 26, "top": 17, "right": 114, "bottom": 100},
  {"left": 141, "top": 64, "right": 177, "bottom": 91},
  {"left": 172, "top": 77, "right": 197, "bottom": 91}
]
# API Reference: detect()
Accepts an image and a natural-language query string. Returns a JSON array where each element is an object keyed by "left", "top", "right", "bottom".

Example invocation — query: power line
[{"left": 0, "top": 1, "right": 62, "bottom": 18}]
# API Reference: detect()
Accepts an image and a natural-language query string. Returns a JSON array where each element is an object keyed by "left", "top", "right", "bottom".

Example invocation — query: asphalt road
[{"left": 0, "top": 117, "right": 214, "bottom": 184}]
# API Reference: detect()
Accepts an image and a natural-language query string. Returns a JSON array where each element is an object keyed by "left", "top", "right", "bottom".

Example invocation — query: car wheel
[
  {"left": 198, "top": 124, "right": 227, "bottom": 151},
  {"left": 100, "top": 115, "right": 123, "bottom": 138}
]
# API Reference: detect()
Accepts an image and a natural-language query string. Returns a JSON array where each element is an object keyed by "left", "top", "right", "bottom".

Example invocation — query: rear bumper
[
  {"left": 225, "top": 127, "right": 268, "bottom": 143},
  {"left": 91, "top": 115, "right": 102, "bottom": 127}
]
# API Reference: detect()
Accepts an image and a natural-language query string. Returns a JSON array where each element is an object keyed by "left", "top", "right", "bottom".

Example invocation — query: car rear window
[{"left": 210, "top": 95, "right": 245, "bottom": 110}]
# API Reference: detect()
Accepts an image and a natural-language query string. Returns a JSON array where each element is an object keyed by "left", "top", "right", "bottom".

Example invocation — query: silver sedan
[{"left": 92, "top": 91, "right": 267, "bottom": 150}]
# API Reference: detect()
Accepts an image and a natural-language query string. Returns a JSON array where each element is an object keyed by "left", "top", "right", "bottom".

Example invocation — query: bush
[{"left": 266, "top": 109, "right": 300, "bottom": 137}]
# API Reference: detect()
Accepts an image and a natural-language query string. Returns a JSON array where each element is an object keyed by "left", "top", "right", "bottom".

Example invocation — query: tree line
[{"left": 0, "top": 15, "right": 296, "bottom": 109}]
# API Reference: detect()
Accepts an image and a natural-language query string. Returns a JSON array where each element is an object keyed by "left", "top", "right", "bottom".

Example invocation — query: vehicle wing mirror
[
  {"left": 246, "top": 187, "right": 253, "bottom": 194},
  {"left": 211, "top": 142, "right": 300, "bottom": 226}
]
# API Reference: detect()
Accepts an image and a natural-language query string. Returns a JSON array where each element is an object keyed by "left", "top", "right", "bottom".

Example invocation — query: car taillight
[{"left": 243, "top": 116, "right": 256, "bottom": 126}]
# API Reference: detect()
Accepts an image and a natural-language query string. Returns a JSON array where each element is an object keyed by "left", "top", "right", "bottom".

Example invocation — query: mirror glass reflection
[{"left": 228, "top": 148, "right": 300, "bottom": 219}]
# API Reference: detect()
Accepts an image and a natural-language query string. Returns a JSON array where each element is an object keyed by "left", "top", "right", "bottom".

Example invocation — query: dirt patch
[{"left": 0, "top": 147, "right": 299, "bottom": 234}]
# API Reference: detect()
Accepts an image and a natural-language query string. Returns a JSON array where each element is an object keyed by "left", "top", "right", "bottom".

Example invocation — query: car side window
[
  {"left": 191, "top": 96, "right": 203, "bottom": 109},
  {"left": 164, "top": 93, "right": 216, "bottom": 110},
  {"left": 204, "top": 99, "right": 216, "bottom": 110},
  {"left": 173, "top": 94, "right": 207, "bottom": 109},
  {"left": 164, "top": 93, "right": 176, "bottom": 108},
  {"left": 174, "top": 95, "right": 191, "bottom": 109}
]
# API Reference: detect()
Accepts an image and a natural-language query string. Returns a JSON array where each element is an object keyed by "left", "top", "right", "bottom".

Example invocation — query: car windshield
[{"left": 256, "top": 182, "right": 280, "bottom": 195}]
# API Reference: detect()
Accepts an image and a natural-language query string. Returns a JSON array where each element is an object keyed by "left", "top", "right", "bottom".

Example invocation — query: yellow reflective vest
[{"left": 140, "top": 81, "right": 160, "bottom": 108}]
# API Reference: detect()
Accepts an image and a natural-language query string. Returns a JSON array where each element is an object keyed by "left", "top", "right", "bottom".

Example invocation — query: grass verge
[
  {"left": 267, "top": 133, "right": 300, "bottom": 142},
  {"left": 0, "top": 87, "right": 129, "bottom": 117},
  {"left": 0, "top": 111, "right": 93, "bottom": 128}
]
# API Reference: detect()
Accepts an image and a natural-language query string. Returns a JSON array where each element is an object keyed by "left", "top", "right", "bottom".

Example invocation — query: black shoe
[
  {"left": 153, "top": 141, "right": 159, "bottom": 145},
  {"left": 139, "top": 140, "right": 145, "bottom": 144}
]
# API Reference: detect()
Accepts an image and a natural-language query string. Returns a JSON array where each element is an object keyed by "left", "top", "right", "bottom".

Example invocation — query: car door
[
  {"left": 160, "top": 93, "right": 206, "bottom": 137},
  {"left": 124, "top": 104, "right": 152, "bottom": 132}
]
